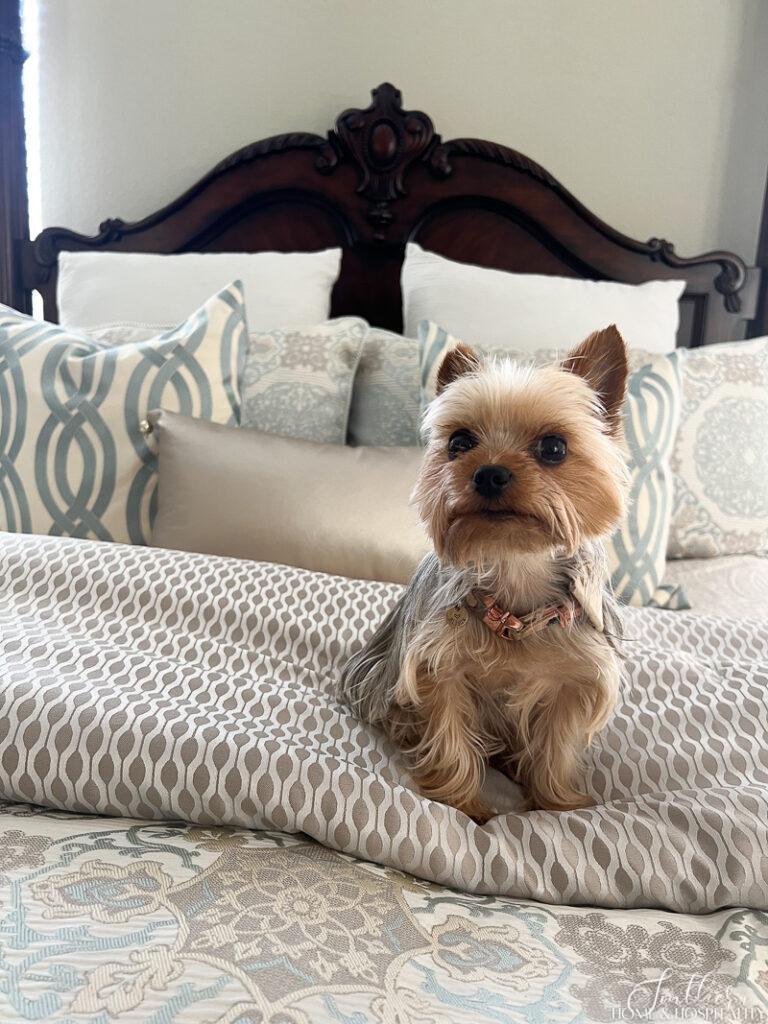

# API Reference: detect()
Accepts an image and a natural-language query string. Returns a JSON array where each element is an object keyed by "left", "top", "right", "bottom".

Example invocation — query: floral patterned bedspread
[{"left": 1, "top": 803, "right": 766, "bottom": 1024}]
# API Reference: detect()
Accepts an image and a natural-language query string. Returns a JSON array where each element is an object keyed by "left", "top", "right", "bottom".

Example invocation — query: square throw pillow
[
  {"left": 418, "top": 322, "right": 686, "bottom": 609},
  {"left": 240, "top": 318, "right": 366, "bottom": 444},
  {"left": 0, "top": 281, "right": 247, "bottom": 545},
  {"left": 347, "top": 327, "right": 421, "bottom": 446},
  {"left": 667, "top": 337, "right": 768, "bottom": 558},
  {"left": 402, "top": 242, "right": 685, "bottom": 353}
]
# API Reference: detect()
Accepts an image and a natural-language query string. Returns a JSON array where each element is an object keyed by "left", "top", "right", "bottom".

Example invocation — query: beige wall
[{"left": 32, "top": 0, "right": 768, "bottom": 260}]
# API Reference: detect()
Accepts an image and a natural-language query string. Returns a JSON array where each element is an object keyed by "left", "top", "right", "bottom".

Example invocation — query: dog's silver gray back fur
[{"left": 338, "top": 544, "right": 623, "bottom": 726}]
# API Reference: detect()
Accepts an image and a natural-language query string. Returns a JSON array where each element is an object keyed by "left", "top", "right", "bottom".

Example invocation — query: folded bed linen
[
  {"left": 0, "top": 533, "right": 766, "bottom": 915},
  {"left": 1, "top": 802, "right": 766, "bottom": 1024}
]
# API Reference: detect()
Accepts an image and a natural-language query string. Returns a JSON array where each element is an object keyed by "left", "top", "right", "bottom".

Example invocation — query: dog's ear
[
  {"left": 436, "top": 343, "right": 481, "bottom": 394},
  {"left": 562, "top": 325, "right": 628, "bottom": 434}
]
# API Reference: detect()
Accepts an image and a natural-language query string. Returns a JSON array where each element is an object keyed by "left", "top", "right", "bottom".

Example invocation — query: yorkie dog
[{"left": 339, "top": 325, "right": 629, "bottom": 823}]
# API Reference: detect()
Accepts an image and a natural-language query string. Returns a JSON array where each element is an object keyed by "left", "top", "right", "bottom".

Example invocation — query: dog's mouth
[
  {"left": 454, "top": 508, "right": 542, "bottom": 528},
  {"left": 442, "top": 506, "right": 557, "bottom": 559}
]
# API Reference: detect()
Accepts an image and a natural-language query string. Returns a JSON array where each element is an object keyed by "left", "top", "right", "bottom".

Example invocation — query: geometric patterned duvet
[
  {"left": 0, "top": 533, "right": 767, "bottom": 1022},
  {"left": 1, "top": 803, "right": 767, "bottom": 1024}
]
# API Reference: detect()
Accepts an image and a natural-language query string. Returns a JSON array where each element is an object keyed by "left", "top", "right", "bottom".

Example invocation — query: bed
[{"left": 0, "top": 73, "right": 767, "bottom": 1024}]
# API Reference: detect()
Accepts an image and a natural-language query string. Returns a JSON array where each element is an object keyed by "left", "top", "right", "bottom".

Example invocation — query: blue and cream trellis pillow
[
  {"left": 0, "top": 281, "right": 247, "bottom": 545},
  {"left": 418, "top": 321, "right": 687, "bottom": 609}
]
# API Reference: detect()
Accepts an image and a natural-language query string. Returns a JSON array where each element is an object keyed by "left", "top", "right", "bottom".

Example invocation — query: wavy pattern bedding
[
  {"left": 0, "top": 533, "right": 766, "bottom": 913},
  {"left": 0, "top": 533, "right": 766, "bottom": 1022}
]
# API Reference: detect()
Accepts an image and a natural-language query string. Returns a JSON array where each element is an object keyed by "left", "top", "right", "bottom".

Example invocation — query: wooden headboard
[{"left": 11, "top": 82, "right": 767, "bottom": 347}]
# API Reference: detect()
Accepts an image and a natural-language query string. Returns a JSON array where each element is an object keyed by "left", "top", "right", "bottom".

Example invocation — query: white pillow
[
  {"left": 402, "top": 243, "right": 685, "bottom": 354},
  {"left": 57, "top": 249, "right": 342, "bottom": 332}
]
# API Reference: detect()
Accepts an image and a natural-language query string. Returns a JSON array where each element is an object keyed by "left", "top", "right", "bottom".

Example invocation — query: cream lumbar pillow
[
  {"left": 418, "top": 322, "right": 686, "bottom": 609},
  {"left": 402, "top": 242, "right": 685, "bottom": 353},
  {"left": 149, "top": 409, "right": 429, "bottom": 584},
  {"left": 0, "top": 282, "right": 247, "bottom": 545}
]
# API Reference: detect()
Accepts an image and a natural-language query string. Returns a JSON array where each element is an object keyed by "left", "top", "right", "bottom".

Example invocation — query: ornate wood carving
[
  {"left": 20, "top": 81, "right": 759, "bottom": 344},
  {"left": 31, "top": 134, "right": 340, "bottom": 270},
  {"left": 429, "top": 137, "right": 560, "bottom": 189},
  {"left": 429, "top": 141, "right": 748, "bottom": 316},
  {"left": 644, "top": 238, "right": 747, "bottom": 314},
  {"left": 0, "top": 0, "right": 30, "bottom": 312},
  {"left": 328, "top": 82, "right": 437, "bottom": 239},
  {"left": 210, "top": 132, "right": 337, "bottom": 177}
]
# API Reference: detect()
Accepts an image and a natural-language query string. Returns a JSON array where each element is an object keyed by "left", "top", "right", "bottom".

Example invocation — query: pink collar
[{"left": 462, "top": 589, "right": 581, "bottom": 641}]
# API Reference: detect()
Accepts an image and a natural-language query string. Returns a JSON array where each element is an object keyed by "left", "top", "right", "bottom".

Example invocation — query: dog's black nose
[{"left": 473, "top": 464, "right": 512, "bottom": 499}]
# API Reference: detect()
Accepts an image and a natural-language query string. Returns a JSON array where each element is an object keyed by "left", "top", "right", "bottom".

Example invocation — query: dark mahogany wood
[
  {"left": 0, "top": 0, "right": 30, "bottom": 313},
  {"left": 20, "top": 82, "right": 760, "bottom": 346},
  {"left": 752, "top": 165, "right": 768, "bottom": 338}
]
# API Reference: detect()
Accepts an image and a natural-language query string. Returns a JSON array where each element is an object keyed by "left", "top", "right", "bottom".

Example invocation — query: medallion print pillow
[
  {"left": 668, "top": 337, "right": 768, "bottom": 558},
  {"left": 0, "top": 281, "right": 247, "bottom": 545},
  {"left": 418, "top": 322, "right": 686, "bottom": 609},
  {"left": 240, "top": 318, "right": 365, "bottom": 444}
]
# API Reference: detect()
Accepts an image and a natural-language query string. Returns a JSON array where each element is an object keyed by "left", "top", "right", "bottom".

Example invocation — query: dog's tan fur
[{"left": 340, "top": 326, "right": 629, "bottom": 823}]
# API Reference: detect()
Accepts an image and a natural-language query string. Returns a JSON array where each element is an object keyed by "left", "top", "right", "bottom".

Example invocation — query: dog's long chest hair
[{"left": 338, "top": 326, "right": 630, "bottom": 823}]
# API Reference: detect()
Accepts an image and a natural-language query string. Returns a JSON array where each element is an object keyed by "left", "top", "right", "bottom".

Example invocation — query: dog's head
[{"left": 415, "top": 325, "right": 629, "bottom": 565}]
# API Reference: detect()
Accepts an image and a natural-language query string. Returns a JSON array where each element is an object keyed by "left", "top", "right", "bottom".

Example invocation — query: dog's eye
[
  {"left": 447, "top": 429, "right": 478, "bottom": 459},
  {"left": 535, "top": 434, "right": 568, "bottom": 465}
]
